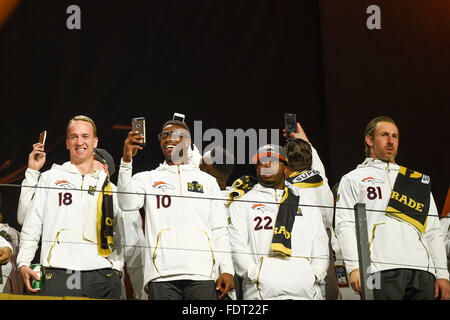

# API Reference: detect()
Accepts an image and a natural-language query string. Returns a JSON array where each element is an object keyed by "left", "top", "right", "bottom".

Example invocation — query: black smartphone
[
  {"left": 284, "top": 113, "right": 297, "bottom": 136},
  {"left": 131, "top": 117, "right": 146, "bottom": 147},
  {"left": 173, "top": 112, "right": 185, "bottom": 122}
]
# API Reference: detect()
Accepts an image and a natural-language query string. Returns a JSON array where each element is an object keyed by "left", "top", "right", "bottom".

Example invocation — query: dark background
[{"left": 0, "top": 0, "right": 449, "bottom": 232}]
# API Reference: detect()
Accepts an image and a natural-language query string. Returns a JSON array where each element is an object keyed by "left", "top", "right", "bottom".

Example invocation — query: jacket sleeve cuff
[
  {"left": 120, "top": 157, "right": 133, "bottom": 168},
  {"left": 219, "top": 265, "right": 235, "bottom": 277}
]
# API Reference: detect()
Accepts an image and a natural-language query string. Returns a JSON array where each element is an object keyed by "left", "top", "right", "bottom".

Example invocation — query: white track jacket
[
  {"left": 0, "top": 234, "right": 13, "bottom": 292},
  {"left": 0, "top": 233, "right": 12, "bottom": 252},
  {"left": 228, "top": 183, "right": 329, "bottom": 300},
  {"left": 117, "top": 159, "right": 234, "bottom": 285},
  {"left": 16, "top": 166, "right": 147, "bottom": 297},
  {"left": 17, "top": 168, "right": 41, "bottom": 226},
  {"left": 335, "top": 158, "right": 449, "bottom": 280},
  {"left": 17, "top": 162, "right": 123, "bottom": 271}
]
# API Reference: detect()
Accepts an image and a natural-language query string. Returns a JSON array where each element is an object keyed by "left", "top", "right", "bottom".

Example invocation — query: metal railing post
[{"left": 354, "top": 203, "right": 374, "bottom": 300}]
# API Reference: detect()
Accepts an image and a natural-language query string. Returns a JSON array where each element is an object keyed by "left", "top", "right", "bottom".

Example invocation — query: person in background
[
  {"left": 199, "top": 146, "right": 240, "bottom": 300},
  {"left": 283, "top": 122, "right": 338, "bottom": 300},
  {"left": 199, "top": 147, "right": 235, "bottom": 192},
  {"left": 94, "top": 148, "right": 147, "bottom": 300},
  {"left": 0, "top": 227, "right": 13, "bottom": 291},
  {"left": 439, "top": 216, "right": 449, "bottom": 274},
  {"left": 0, "top": 198, "right": 21, "bottom": 294},
  {"left": 0, "top": 232, "right": 12, "bottom": 267}
]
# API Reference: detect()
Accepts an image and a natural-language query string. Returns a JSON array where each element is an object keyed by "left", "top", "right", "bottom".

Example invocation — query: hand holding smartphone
[
  {"left": 123, "top": 117, "right": 146, "bottom": 163},
  {"left": 28, "top": 130, "right": 47, "bottom": 170},
  {"left": 283, "top": 115, "right": 310, "bottom": 143}
]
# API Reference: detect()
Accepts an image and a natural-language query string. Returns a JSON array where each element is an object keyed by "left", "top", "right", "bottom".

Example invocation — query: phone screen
[
  {"left": 284, "top": 113, "right": 297, "bottom": 134},
  {"left": 39, "top": 130, "right": 47, "bottom": 145},
  {"left": 132, "top": 117, "right": 146, "bottom": 146}
]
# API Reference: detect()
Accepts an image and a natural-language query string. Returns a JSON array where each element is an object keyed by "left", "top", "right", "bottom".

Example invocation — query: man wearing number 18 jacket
[
  {"left": 17, "top": 116, "right": 123, "bottom": 299},
  {"left": 117, "top": 120, "right": 234, "bottom": 300}
]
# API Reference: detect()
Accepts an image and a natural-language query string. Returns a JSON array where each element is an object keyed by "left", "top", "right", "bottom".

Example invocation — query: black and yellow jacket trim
[
  {"left": 96, "top": 176, "right": 115, "bottom": 257},
  {"left": 270, "top": 186, "right": 301, "bottom": 257},
  {"left": 286, "top": 169, "right": 323, "bottom": 189},
  {"left": 226, "top": 175, "right": 258, "bottom": 206},
  {"left": 386, "top": 166, "right": 431, "bottom": 234}
]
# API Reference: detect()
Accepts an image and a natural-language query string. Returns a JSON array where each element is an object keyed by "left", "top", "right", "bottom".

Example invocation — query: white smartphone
[
  {"left": 39, "top": 130, "right": 47, "bottom": 145},
  {"left": 173, "top": 112, "right": 185, "bottom": 122}
]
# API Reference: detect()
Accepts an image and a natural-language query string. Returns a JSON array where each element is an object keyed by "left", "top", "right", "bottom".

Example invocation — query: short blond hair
[
  {"left": 66, "top": 115, "right": 97, "bottom": 137},
  {"left": 364, "top": 116, "right": 397, "bottom": 157}
]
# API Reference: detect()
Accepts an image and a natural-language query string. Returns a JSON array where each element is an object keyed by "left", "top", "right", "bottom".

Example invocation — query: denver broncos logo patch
[
  {"left": 152, "top": 181, "right": 175, "bottom": 192},
  {"left": 251, "top": 203, "right": 274, "bottom": 214},
  {"left": 361, "top": 177, "right": 384, "bottom": 185},
  {"left": 55, "top": 180, "right": 77, "bottom": 189}
]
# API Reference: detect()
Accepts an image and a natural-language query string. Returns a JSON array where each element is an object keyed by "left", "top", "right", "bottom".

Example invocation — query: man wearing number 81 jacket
[
  {"left": 117, "top": 119, "right": 234, "bottom": 300},
  {"left": 334, "top": 116, "right": 449, "bottom": 300}
]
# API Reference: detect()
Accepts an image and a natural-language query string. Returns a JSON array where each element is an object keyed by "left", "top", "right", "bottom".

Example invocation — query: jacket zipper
[
  {"left": 81, "top": 175, "right": 85, "bottom": 198},
  {"left": 256, "top": 188, "right": 282, "bottom": 301},
  {"left": 177, "top": 165, "right": 182, "bottom": 196},
  {"left": 385, "top": 163, "right": 393, "bottom": 192}
]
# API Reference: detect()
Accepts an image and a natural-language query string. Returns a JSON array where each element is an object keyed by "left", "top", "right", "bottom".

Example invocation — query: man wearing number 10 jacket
[{"left": 117, "top": 119, "right": 234, "bottom": 300}]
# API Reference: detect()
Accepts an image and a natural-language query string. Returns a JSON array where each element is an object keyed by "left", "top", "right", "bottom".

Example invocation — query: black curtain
[
  {"left": 0, "top": 0, "right": 449, "bottom": 231},
  {"left": 0, "top": 0, "right": 327, "bottom": 229}
]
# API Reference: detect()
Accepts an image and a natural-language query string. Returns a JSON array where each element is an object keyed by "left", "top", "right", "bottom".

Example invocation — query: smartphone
[
  {"left": 131, "top": 117, "right": 146, "bottom": 147},
  {"left": 39, "top": 130, "right": 47, "bottom": 146},
  {"left": 284, "top": 113, "right": 297, "bottom": 136},
  {"left": 173, "top": 112, "right": 185, "bottom": 122}
]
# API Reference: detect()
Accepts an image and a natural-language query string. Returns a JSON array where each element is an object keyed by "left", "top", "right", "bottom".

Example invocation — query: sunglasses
[
  {"left": 258, "top": 156, "right": 281, "bottom": 165},
  {"left": 157, "top": 130, "right": 188, "bottom": 141}
]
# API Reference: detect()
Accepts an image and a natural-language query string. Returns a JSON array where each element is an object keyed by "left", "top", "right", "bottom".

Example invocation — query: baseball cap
[
  {"left": 251, "top": 144, "right": 287, "bottom": 164},
  {"left": 94, "top": 148, "right": 116, "bottom": 177}
]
